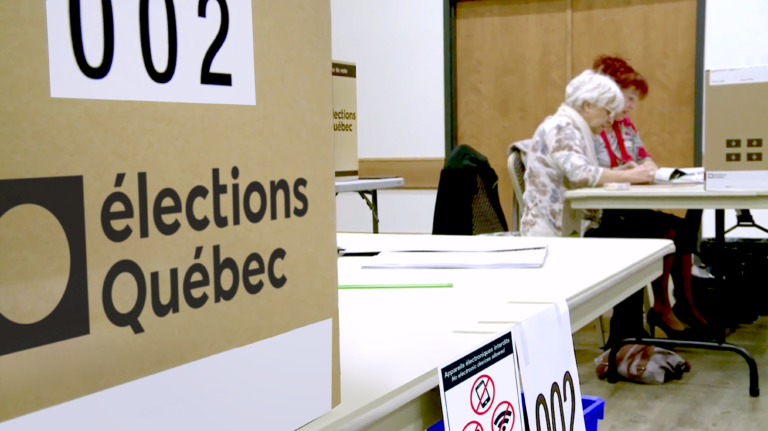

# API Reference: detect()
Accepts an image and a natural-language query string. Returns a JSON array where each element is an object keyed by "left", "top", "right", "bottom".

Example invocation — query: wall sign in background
[{"left": 46, "top": 0, "right": 256, "bottom": 105}]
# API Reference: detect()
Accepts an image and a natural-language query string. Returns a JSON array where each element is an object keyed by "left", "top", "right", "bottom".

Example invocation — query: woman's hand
[
  {"left": 641, "top": 158, "right": 659, "bottom": 171},
  {"left": 597, "top": 163, "right": 656, "bottom": 185},
  {"left": 615, "top": 161, "right": 638, "bottom": 170},
  {"left": 626, "top": 163, "right": 656, "bottom": 183}
]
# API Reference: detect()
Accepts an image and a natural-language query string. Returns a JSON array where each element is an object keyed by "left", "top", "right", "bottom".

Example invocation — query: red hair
[{"left": 592, "top": 55, "right": 649, "bottom": 100}]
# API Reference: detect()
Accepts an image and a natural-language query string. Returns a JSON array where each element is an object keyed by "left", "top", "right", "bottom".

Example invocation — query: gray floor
[{"left": 574, "top": 317, "right": 768, "bottom": 430}]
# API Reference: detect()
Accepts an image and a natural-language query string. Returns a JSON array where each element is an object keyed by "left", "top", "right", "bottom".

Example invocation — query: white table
[
  {"left": 300, "top": 233, "right": 674, "bottom": 431},
  {"left": 335, "top": 178, "right": 405, "bottom": 233},
  {"left": 565, "top": 183, "right": 768, "bottom": 397}
]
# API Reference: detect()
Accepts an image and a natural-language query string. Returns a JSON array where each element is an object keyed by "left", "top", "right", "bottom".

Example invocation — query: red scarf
[{"left": 599, "top": 117, "right": 643, "bottom": 168}]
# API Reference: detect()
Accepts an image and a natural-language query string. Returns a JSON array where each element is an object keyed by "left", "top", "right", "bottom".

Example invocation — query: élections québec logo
[{"left": 0, "top": 168, "right": 307, "bottom": 357}]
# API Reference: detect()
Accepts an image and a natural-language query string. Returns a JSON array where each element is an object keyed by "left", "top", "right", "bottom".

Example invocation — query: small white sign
[
  {"left": 46, "top": 0, "right": 256, "bottom": 105},
  {"left": 710, "top": 64, "right": 768, "bottom": 86},
  {"left": 513, "top": 301, "right": 586, "bottom": 431},
  {"left": 0, "top": 319, "right": 331, "bottom": 431},
  {"left": 438, "top": 331, "right": 523, "bottom": 431}
]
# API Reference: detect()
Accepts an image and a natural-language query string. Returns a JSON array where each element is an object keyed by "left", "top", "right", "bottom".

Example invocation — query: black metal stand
[
  {"left": 606, "top": 337, "right": 759, "bottom": 397},
  {"left": 335, "top": 189, "right": 381, "bottom": 233},
  {"left": 604, "top": 209, "right": 761, "bottom": 397},
  {"left": 725, "top": 209, "right": 768, "bottom": 235},
  {"left": 357, "top": 190, "right": 379, "bottom": 233}
]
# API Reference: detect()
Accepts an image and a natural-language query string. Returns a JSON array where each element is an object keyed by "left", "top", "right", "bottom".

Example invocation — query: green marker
[{"left": 338, "top": 283, "right": 453, "bottom": 290}]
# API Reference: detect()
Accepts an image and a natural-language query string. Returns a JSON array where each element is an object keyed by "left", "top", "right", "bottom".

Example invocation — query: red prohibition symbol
[
  {"left": 470, "top": 375, "right": 495, "bottom": 415},
  {"left": 491, "top": 401, "right": 515, "bottom": 431},
  {"left": 463, "top": 421, "right": 484, "bottom": 431}
]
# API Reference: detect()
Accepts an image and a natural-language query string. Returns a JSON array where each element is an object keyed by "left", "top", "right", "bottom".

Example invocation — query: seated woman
[
  {"left": 589, "top": 55, "right": 707, "bottom": 337},
  {"left": 520, "top": 70, "right": 654, "bottom": 238}
]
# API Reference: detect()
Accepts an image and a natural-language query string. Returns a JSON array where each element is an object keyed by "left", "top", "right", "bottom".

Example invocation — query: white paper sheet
[
  {"left": 0, "top": 319, "right": 332, "bottom": 431},
  {"left": 654, "top": 167, "right": 704, "bottom": 184},
  {"left": 710, "top": 64, "right": 768, "bottom": 86},
  {"left": 362, "top": 247, "right": 548, "bottom": 269},
  {"left": 46, "top": 0, "right": 256, "bottom": 105},
  {"left": 513, "top": 301, "right": 586, "bottom": 431}
]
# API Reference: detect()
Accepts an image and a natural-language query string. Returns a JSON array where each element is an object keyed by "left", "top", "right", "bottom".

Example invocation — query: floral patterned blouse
[{"left": 521, "top": 115, "right": 603, "bottom": 237}]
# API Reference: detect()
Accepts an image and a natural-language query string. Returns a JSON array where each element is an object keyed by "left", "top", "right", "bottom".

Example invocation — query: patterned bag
[{"left": 595, "top": 344, "right": 691, "bottom": 384}]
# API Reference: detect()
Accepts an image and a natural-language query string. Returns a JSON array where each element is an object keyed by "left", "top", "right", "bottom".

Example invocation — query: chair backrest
[
  {"left": 507, "top": 141, "right": 529, "bottom": 230},
  {"left": 432, "top": 144, "right": 508, "bottom": 236},
  {"left": 470, "top": 173, "right": 507, "bottom": 235}
]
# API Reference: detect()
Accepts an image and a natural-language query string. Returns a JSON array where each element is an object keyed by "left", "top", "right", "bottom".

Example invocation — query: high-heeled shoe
[
  {"left": 647, "top": 309, "right": 710, "bottom": 341},
  {"left": 672, "top": 302, "right": 711, "bottom": 330}
]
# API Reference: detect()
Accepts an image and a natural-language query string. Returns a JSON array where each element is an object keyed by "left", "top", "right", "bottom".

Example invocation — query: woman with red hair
[{"left": 588, "top": 55, "right": 707, "bottom": 343}]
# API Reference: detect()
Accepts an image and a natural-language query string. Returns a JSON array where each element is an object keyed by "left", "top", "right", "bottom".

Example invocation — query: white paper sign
[
  {"left": 710, "top": 64, "right": 768, "bottom": 86},
  {"left": 46, "top": 0, "right": 256, "bottom": 105},
  {"left": 438, "top": 332, "right": 523, "bottom": 431},
  {"left": 513, "top": 301, "right": 586, "bottom": 431}
]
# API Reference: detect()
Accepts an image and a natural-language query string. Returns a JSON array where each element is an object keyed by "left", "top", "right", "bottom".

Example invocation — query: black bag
[
  {"left": 432, "top": 144, "right": 508, "bottom": 236},
  {"left": 696, "top": 238, "right": 768, "bottom": 325}
]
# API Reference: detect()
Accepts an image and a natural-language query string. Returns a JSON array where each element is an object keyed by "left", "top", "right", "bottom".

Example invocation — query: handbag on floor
[{"left": 595, "top": 344, "right": 691, "bottom": 384}]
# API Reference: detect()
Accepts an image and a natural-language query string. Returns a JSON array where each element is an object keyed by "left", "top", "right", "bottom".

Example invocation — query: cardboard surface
[
  {"left": 333, "top": 61, "right": 359, "bottom": 180},
  {"left": 0, "top": 0, "right": 339, "bottom": 422},
  {"left": 705, "top": 69, "right": 768, "bottom": 189}
]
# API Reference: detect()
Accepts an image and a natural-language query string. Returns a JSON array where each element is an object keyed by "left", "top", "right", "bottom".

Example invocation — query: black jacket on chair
[{"left": 432, "top": 144, "right": 508, "bottom": 236}]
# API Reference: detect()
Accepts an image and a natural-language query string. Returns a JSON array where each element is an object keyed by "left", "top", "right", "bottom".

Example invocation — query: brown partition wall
[{"left": 456, "top": 0, "right": 697, "bottom": 225}]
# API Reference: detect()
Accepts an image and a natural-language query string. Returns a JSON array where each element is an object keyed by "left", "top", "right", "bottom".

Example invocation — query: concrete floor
[{"left": 574, "top": 316, "right": 768, "bottom": 430}]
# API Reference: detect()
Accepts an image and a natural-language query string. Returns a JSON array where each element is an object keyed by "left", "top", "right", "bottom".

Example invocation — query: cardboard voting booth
[
  {"left": 0, "top": 0, "right": 339, "bottom": 426},
  {"left": 705, "top": 67, "right": 768, "bottom": 190},
  {"left": 332, "top": 61, "right": 359, "bottom": 181}
]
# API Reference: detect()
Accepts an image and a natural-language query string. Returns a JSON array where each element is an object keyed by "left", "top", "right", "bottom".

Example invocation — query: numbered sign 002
[
  {"left": 46, "top": 0, "right": 256, "bottom": 105},
  {"left": 533, "top": 371, "right": 577, "bottom": 431}
]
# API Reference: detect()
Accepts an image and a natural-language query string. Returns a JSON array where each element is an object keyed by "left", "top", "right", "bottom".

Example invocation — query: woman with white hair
[{"left": 520, "top": 70, "right": 655, "bottom": 237}]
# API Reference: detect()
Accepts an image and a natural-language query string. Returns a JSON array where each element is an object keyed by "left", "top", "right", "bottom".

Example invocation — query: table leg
[
  {"left": 714, "top": 209, "right": 727, "bottom": 345},
  {"left": 357, "top": 191, "right": 380, "bottom": 234},
  {"left": 372, "top": 190, "right": 379, "bottom": 234},
  {"left": 715, "top": 209, "right": 725, "bottom": 244}
]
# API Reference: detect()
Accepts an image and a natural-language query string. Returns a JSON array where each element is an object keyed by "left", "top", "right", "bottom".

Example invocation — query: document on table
[
  {"left": 654, "top": 167, "right": 704, "bottom": 184},
  {"left": 361, "top": 247, "right": 548, "bottom": 269},
  {"left": 337, "top": 234, "right": 548, "bottom": 255}
]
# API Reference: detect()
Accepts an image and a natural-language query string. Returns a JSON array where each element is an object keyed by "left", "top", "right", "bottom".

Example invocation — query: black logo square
[
  {"left": 747, "top": 152, "right": 763, "bottom": 162},
  {"left": 0, "top": 176, "right": 89, "bottom": 357},
  {"left": 726, "top": 153, "right": 741, "bottom": 162},
  {"left": 726, "top": 139, "right": 742, "bottom": 148},
  {"left": 747, "top": 139, "right": 763, "bottom": 148}
]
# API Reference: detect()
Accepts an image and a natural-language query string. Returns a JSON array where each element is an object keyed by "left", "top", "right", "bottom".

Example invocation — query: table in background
[
  {"left": 335, "top": 177, "right": 405, "bottom": 233},
  {"left": 565, "top": 184, "right": 768, "bottom": 396},
  {"left": 300, "top": 233, "right": 673, "bottom": 431}
]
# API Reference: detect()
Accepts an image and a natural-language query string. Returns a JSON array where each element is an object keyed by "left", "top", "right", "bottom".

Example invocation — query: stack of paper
[
  {"left": 654, "top": 167, "right": 704, "bottom": 184},
  {"left": 361, "top": 247, "right": 548, "bottom": 269}
]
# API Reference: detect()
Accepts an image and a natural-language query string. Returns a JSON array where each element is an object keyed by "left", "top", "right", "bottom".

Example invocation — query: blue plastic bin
[
  {"left": 581, "top": 396, "right": 605, "bottom": 431},
  {"left": 426, "top": 395, "right": 605, "bottom": 431}
]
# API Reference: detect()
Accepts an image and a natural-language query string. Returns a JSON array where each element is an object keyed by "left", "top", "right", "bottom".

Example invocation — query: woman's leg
[
  {"left": 651, "top": 254, "right": 687, "bottom": 331},
  {"left": 587, "top": 212, "right": 650, "bottom": 345},
  {"left": 606, "top": 289, "right": 647, "bottom": 347},
  {"left": 671, "top": 252, "right": 708, "bottom": 325}
]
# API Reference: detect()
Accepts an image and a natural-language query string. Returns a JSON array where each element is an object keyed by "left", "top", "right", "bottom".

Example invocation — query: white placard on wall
[{"left": 46, "top": 0, "right": 256, "bottom": 105}]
